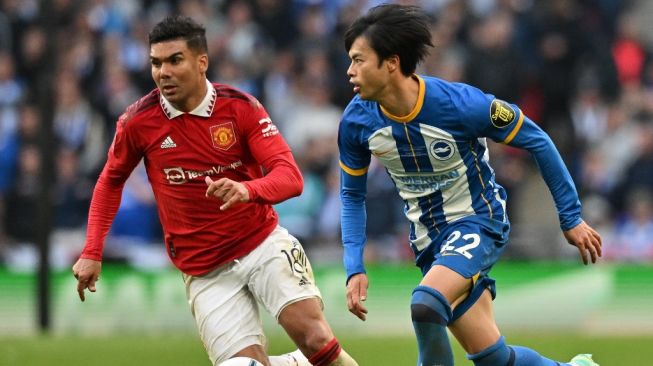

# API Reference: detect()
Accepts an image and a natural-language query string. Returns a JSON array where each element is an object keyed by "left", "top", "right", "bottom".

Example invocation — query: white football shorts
[{"left": 182, "top": 226, "right": 322, "bottom": 365}]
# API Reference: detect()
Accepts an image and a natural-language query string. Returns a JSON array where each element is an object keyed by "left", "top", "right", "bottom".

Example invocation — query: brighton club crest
[
  {"left": 429, "top": 139, "right": 455, "bottom": 161},
  {"left": 210, "top": 122, "right": 236, "bottom": 150}
]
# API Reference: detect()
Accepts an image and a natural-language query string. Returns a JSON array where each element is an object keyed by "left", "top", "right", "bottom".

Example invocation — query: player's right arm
[
  {"left": 72, "top": 112, "right": 143, "bottom": 301},
  {"left": 341, "top": 166, "right": 369, "bottom": 321},
  {"left": 72, "top": 258, "right": 101, "bottom": 302},
  {"left": 338, "top": 105, "right": 372, "bottom": 320}
]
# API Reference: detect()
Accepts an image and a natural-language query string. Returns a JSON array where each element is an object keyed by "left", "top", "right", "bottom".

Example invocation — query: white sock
[
  {"left": 269, "top": 349, "right": 311, "bottom": 366},
  {"left": 270, "top": 348, "right": 359, "bottom": 366},
  {"left": 329, "top": 350, "right": 358, "bottom": 366}
]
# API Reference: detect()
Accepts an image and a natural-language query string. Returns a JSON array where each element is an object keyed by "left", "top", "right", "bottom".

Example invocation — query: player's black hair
[
  {"left": 149, "top": 15, "right": 208, "bottom": 54},
  {"left": 344, "top": 4, "right": 433, "bottom": 76}
]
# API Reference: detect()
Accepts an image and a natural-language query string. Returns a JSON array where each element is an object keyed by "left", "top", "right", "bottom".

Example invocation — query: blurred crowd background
[{"left": 1, "top": 0, "right": 652, "bottom": 272}]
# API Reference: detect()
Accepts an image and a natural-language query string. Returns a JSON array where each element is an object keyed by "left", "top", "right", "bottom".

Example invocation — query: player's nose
[
  {"left": 159, "top": 63, "right": 172, "bottom": 78},
  {"left": 347, "top": 62, "right": 355, "bottom": 77}
]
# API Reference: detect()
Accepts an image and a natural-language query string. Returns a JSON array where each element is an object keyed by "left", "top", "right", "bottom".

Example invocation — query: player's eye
[{"left": 151, "top": 60, "right": 161, "bottom": 68}]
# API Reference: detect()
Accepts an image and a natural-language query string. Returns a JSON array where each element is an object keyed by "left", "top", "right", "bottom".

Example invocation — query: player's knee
[
  {"left": 279, "top": 299, "right": 333, "bottom": 354},
  {"left": 467, "top": 336, "right": 512, "bottom": 366},
  {"left": 293, "top": 323, "right": 334, "bottom": 355},
  {"left": 305, "top": 332, "right": 334, "bottom": 355},
  {"left": 410, "top": 285, "right": 452, "bottom": 324}
]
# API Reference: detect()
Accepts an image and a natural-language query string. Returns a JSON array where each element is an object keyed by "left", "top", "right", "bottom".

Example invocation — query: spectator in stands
[
  {"left": 607, "top": 188, "right": 653, "bottom": 261},
  {"left": 0, "top": 0, "right": 652, "bottom": 269}
]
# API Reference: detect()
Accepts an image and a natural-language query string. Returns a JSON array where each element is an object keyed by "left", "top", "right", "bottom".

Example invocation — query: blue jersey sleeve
[
  {"left": 499, "top": 116, "right": 582, "bottom": 230},
  {"left": 338, "top": 105, "right": 372, "bottom": 281},
  {"left": 456, "top": 85, "right": 582, "bottom": 231},
  {"left": 340, "top": 171, "right": 367, "bottom": 281},
  {"left": 338, "top": 103, "right": 372, "bottom": 175}
]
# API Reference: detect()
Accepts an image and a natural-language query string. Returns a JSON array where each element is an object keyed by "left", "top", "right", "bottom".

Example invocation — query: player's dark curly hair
[
  {"left": 149, "top": 15, "right": 208, "bottom": 54},
  {"left": 344, "top": 4, "right": 433, "bottom": 76}
]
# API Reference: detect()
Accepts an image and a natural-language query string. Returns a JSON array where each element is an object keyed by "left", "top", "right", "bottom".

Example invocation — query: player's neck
[
  {"left": 173, "top": 78, "right": 209, "bottom": 112},
  {"left": 379, "top": 75, "right": 420, "bottom": 118}
]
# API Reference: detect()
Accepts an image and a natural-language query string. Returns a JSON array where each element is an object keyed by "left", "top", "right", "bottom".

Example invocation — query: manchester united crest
[{"left": 210, "top": 122, "right": 237, "bottom": 150}]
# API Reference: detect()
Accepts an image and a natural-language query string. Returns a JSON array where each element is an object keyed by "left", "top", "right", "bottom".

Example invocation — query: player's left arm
[
  {"left": 498, "top": 113, "right": 601, "bottom": 263},
  {"left": 462, "top": 91, "right": 602, "bottom": 263},
  {"left": 204, "top": 149, "right": 301, "bottom": 210},
  {"left": 205, "top": 98, "right": 302, "bottom": 210},
  {"left": 562, "top": 220, "right": 602, "bottom": 265}
]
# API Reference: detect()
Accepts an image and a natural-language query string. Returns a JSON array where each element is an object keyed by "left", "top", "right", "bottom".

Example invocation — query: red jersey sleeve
[
  {"left": 81, "top": 115, "right": 143, "bottom": 260},
  {"left": 237, "top": 99, "right": 303, "bottom": 204}
]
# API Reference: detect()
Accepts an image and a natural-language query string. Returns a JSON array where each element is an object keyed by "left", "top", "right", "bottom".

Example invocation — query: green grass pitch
[
  {"left": 2, "top": 263, "right": 651, "bottom": 365},
  {"left": 1, "top": 331, "right": 650, "bottom": 365}
]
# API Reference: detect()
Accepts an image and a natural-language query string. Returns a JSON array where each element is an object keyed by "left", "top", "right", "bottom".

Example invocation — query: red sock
[{"left": 308, "top": 338, "right": 342, "bottom": 366}]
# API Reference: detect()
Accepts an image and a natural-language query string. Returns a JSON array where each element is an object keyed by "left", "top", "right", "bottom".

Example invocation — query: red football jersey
[{"left": 81, "top": 81, "right": 303, "bottom": 275}]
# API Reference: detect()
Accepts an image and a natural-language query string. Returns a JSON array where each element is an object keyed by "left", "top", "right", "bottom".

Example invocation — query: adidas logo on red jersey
[{"left": 160, "top": 136, "right": 177, "bottom": 149}]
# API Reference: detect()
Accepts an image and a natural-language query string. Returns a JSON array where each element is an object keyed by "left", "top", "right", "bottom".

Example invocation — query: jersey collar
[
  {"left": 160, "top": 79, "right": 217, "bottom": 119},
  {"left": 380, "top": 74, "right": 425, "bottom": 123}
]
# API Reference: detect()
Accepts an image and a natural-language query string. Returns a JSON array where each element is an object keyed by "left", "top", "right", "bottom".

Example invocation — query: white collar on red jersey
[{"left": 160, "top": 79, "right": 217, "bottom": 119}]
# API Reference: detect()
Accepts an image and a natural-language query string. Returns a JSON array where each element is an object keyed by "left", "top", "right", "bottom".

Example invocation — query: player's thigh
[
  {"left": 184, "top": 265, "right": 265, "bottom": 365},
  {"left": 448, "top": 289, "right": 501, "bottom": 355},
  {"left": 246, "top": 226, "right": 323, "bottom": 319},
  {"left": 421, "top": 220, "right": 507, "bottom": 308},
  {"left": 421, "top": 264, "right": 472, "bottom": 308}
]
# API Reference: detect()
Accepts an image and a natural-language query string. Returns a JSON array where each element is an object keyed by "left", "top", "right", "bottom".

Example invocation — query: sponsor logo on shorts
[{"left": 298, "top": 276, "right": 310, "bottom": 287}]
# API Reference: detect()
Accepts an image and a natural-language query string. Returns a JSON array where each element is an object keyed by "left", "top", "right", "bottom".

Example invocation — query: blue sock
[
  {"left": 468, "top": 336, "right": 566, "bottom": 366},
  {"left": 411, "top": 286, "right": 453, "bottom": 366},
  {"left": 511, "top": 346, "right": 565, "bottom": 366},
  {"left": 467, "top": 336, "right": 514, "bottom": 366}
]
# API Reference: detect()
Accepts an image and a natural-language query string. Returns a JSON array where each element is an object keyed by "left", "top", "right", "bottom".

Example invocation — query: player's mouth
[
  {"left": 161, "top": 85, "right": 177, "bottom": 94},
  {"left": 349, "top": 78, "right": 360, "bottom": 94}
]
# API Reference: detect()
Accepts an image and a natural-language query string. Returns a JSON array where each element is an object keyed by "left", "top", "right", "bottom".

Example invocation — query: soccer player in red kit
[{"left": 72, "top": 16, "right": 358, "bottom": 366}]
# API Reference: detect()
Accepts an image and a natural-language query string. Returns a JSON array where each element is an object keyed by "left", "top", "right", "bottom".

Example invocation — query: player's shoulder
[
  {"left": 422, "top": 75, "right": 488, "bottom": 104},
  {"left": 422, "top": 75, "right": 495, "bottom": 123},
  {"left": 342, "top": 95, "right": 377, "bottom": 125},
  {"left": 118, "top": 88, "right": 160, "bottom": 127},
  {"left": 212, "top": 82, "right": 263, "bottom": 110}
]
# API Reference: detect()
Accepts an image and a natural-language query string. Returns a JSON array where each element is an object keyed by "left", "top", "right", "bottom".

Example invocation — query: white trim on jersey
[{"left": 160, "top": 79, "right": 217, "bottom": 119}]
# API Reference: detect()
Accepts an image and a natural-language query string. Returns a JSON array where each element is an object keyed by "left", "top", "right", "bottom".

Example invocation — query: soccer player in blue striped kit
[{"left": 338, "top": 4, "right": 602, "bottom": 366}]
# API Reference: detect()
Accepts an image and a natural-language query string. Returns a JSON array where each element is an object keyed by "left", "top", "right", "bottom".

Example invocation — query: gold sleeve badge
[{"left": 490, "top": 99, "right": 516, "bottom": 128}]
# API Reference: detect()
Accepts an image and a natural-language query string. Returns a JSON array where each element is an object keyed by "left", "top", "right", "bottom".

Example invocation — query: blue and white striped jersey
[{"left": 338, "top": 75, "right": 582, "bottom": 279}]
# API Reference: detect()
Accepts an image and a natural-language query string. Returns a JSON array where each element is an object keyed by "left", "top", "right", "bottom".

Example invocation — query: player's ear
[
  {"left": 386, "top": 55, "right": 400, "bottom": 73},
  {"left": 198, "top": 53, "right": 209, "bottom": 74}
]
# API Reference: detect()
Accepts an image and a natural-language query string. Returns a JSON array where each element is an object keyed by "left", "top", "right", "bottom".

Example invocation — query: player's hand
[
  {"left": 563, "top": 220, "right": 602, "bottom": 265},
  {"left": 205, "top": 176, "right": 250, "bottom": 210},
  {"left": 72, "top": 258, "right": 102, "bottom": 302},
  {"left": 346, "top": 273, "right": 369, "bottom": 321}
]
